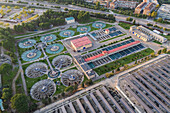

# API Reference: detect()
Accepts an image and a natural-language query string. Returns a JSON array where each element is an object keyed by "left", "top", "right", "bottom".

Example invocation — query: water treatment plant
[{"left": 0, "top": 0, "right": 170, "bottom": 112}]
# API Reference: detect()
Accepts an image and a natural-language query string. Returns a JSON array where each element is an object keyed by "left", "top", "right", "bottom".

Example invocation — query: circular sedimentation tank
[
  {"left": 25, "top": 62, "right": 48, "bottom": 78},
  {"left": 19, "top": 39, "right": 36, "bottom": 48},
  {"left": 48, "top": 68, "right": 61, "bottom": 79},
  {"left": 30, "top": 79, "right": 56, "bottom": 101},
  {"left": 77, "top": 26, "right": 91, "bottom": 33},
  {"left": 92, "top": 22, "right": 106, "bottom": 28},
  {"left": 21, "top": 49, "right": 41, "bottom": 61},
  {"left": 59, "top": 30, "right": 75, "bottom": 37},
  {"left": 40, "top": 34, "right": 57, "bottom": 43},
  {"left": 45, "top": 43, "right": 64, "bottom": 54},
  {"left": 52, "top": 55, "right": 72, "bottom": 69},
  {"left": 61, "top": 69, "right": 84, "bottom": 86}
]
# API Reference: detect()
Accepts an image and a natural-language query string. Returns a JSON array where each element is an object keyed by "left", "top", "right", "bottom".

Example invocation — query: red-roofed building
[
  {"left": 71, "top": 36, "right": 92, "bottom": 52},
  {"left": 105, "top": 29, "right": 110, "bottom": 34}
]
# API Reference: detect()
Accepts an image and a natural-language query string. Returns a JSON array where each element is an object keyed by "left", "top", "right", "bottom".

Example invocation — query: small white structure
[
  {"left": 153, "top": 30, "right": 160, "bottom": 34},
  {"left": 65, "top": 17, "right": 75, "bottom": 24}
]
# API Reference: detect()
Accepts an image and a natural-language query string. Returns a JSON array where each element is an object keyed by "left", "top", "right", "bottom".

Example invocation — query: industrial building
[
  {"left": 157, "top": 4, "right": 170, "bottom": 20},
  {"left": 110, "top": 0, "right": 138, "bottom": 9},
  {"left": 143, "top": 2, "right": 156, "bottom": 15},
  {"left": 65, "top": 17, "right": 75, "bottom": 24},
  {"left": 130, "top": 26, "right": 167, "bottom": 43},
  {"left": 135, "top": 2, "right": 147, "bottom": 14},
  {"left": 71, "top": 36, "right": 92, "bottom": 52},
  {"left": 117, "top": 54, "right": 170, "bottom": 113}
]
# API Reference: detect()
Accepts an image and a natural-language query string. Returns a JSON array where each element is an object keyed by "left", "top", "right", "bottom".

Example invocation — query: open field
[{"left": 118, "top": 22, "right": 133, "bottom": 29}]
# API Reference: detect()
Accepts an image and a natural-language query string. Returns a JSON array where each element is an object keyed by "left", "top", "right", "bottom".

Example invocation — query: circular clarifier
[
  {"left": 92, "top": 22, "right": 106, "bottom": 28},
  {"left": 48, "top": 68, "right": 60, "bottom": 79},
  {"left": 30, "top": 79, "right": 56, "bottom": 101},
  {"left": 61, "top": 69, "right": 84, "bottom": 86},
  {"left": 45, "top": 43, "right": 64, "bottom": 54},
  {"left": 52, "top": 55, "right": 72, "bottom": 69},
  {"left": 40, "top": 34, "right": 57, "bottom": 43},
  {"left": 59, "top": 30, "right": 75, "bottom": 37},
  {"left": 25, "top": 62, "right": 48, "bottom": 78},
  {"left": 19, "top": 39, "right": 36, "bottom": 48},
  {"left": 21, "top": 49, "right": 41, "bottom": 61},
  {"left": 77, "top": 26, "right": 91, "bottom": 33}
]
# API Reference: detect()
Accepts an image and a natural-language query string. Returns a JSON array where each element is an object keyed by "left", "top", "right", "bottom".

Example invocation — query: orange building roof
[
  {"left": 71, "top": 36, "right": 92, "bottom": 48},
  {"left": 84, "top": 41, "right": 140, "bottom": 62}
]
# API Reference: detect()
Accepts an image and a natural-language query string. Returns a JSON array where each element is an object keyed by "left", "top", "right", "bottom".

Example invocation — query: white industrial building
[
  {"left": 130, "top": 26, "right": 167, "bottom": 43},
  {"left": 157, "top": 4, "right": 170, "bottom": 20}
]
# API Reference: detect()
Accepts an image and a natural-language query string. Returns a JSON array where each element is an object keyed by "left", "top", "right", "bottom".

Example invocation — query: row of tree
[{"left": 13, "top": 9, "right": 91, "bottom": 32}]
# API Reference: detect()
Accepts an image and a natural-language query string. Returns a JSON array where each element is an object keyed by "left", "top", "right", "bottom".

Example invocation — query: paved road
[
  {"left": 15, "top": 42, "right": 28, "bottom": 95},
  {"left": 4, "top": 0, "right": 170, "bottom": 31},
  {"left": 40, "top": 45, "right": 54, "bottom": 71},
  {"left": 12, "top": 69, "right": 21, "bottom": 95}
]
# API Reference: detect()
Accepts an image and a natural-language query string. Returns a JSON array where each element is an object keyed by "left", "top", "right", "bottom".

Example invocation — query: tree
[
  {"left": 65, "top": 86, "right": 74, "bottom": 93},
  {"left": 151, "top": 52, "right": 155, "bottom": 57},
  {"left": 163, "top": 28, "right": 167, "bottom": 31},
  {"left": 105, "top": 73, "right": 110, "bottom": 78},
  {"left": 11, "top": 94, "right": 29, "bottom": 113},
  {"left": 126, "top": 17, "right": 130, "bottom": 21},
  {"left": 84, "top": 79, "right": 93, "bottom": 86},
  {"left": 81, "top": 82, "right": 84, "bottom": 88},
  {"left": 42, "top": 98, "right": 48, "bottom": 105},
  {"left": 74, "top": 84, "right": 78, "bottom": 91},
  {"left": 116, "top": 67, "right": 120, "bottom": 71},
  {"left": 148, "top": 13, "right": 151, "bottom": 17},
  {"left": 0, "top": 63, "right": 12, "bottom": 75},
  {"left": 1, "top": 88, "right": 12, "bottom": 102},
  {"left": 1, "top": 5, "right": 6, "bottom": 8},
  {"left": 133, "top": 20, "right": 136, "bottom": 25},
  {"left": 157, "top": 50, "right": 161, "bottom": 55},
  {"left": 162, "top": 48, "right": 167, "bottom": 53},
  {"left": 105, "top": 72, "right": 114, "bottom": 78},
  {"left": 157, "top": 18, "right": 163, "bottom": 22},
  {"left": 7, "top": 6, "right": 11, "bottom": 9},
  {"left": 64, "top": 8, "right": 68, "bottom": 11},
  {"left": 151, "top": 11, "right": 157, "bottom": 18},
  {"left": 14, "top": 6, "right": 20, "bottom": 9},
  {"left": 96, "top": 2, "right": 100, "bottom": 9},
  {"left": 156, "top": 4, "right": 159, "bottom": 8}
]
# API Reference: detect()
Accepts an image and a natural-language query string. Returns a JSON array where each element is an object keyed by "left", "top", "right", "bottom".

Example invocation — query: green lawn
[
  {"left": 161, "top": 35, "right": 170, "bottom": 41},
  {"left": 78, "top": 17, "right": 100, "bottom": 24},
  {"left": 2, "top": 67, "right": 19, "bottom": 87},
  {"left": 15, "top": 73, "right": 24, "bottom": 94},
  {"left": 94, "top": 48, "right": 154, "bottom": 75},
  {"left": 25, "top": 74, "right": 48, "bottom": 93},
  {"left": 103, "top": 24, "right": 114, "bottom": 29},
  {"left": 68, "top": 27, "right": 80, "bottom": 36},
  {"left": 118, "top": 22, "right": 133, "bottom": 30},
  {"left": 14, "top": 32, "right": 35, "bottom": 37},
  {"left": 153, "top": 40, "right": 162, "bottom": 45},
  {"left": 61, "top": 66, "right": 77, "bottom": 73},
  {"left": 94, "top": 77, "right": 105, "bottom": 84}
]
